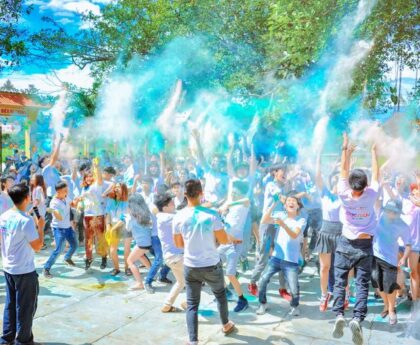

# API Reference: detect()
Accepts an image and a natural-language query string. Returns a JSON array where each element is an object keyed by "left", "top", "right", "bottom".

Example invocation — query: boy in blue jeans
[
  {"left": 0, "top": 183, "right": 44, "bottom": 345},
  {"left": 43, "top": 181, "right": 78, "bottom": 278},
  {"left": 256, "top": 192, "right": 306, "bottom": 316}
]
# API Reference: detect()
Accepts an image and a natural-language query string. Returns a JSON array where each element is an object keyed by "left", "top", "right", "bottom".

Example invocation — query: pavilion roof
[{"left": 0, "top": 91, "right": 51, "bottom": 109}]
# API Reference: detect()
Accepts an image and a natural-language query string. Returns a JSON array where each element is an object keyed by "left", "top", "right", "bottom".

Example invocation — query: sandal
[
  {"left": 222, "top": 321, "right": 236, "bottom": 336},
  {"left": 125, "top": 268, "right": 133, "bottom": 276},
  {"left": 380, "top": 310, "right": 389, "bottom": 318},
  {"left": 111, "top": 269, "right": 121, "bottom": 276},
  {"left": 161, "top": 305, "right": 177, "bottom": 313}
]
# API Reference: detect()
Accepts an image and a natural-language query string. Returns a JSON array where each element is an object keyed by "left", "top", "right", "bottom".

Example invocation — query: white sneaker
[
  {"left": 289, "top": 307, "right": 300, "bottom": 316},
  {"left": 349, "top": 318, "right": 364, "bottom": 345},
  {"left": 256, "top": 303, "right": 267, "bottom": 315},
  {"left": 333, "top": 315, "right": 346, "bottom": 339}
]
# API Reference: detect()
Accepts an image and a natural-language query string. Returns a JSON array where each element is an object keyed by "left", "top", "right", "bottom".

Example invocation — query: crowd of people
[{"left": 0, "top": 131, "right": 419, "bottom": 345}]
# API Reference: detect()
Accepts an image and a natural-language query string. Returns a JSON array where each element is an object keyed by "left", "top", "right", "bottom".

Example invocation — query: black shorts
[
  {"left": 138, "top": 245, "right": 151, "bottom": 250},
  {"left": 371, "top": 256, "right": 400, "bottom": 294}
]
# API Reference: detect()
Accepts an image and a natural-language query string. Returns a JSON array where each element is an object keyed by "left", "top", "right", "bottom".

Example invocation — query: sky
[{"left": 0, "top": 0, "right": 115, "bottom": 93}]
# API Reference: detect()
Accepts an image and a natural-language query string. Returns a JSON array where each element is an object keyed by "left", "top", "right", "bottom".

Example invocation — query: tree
[
  {"left": 0, "top": 0, "right": 32, "bottom": 69},
  {"left": 0, "top": 79, "right": 18, "bottom": 92}
]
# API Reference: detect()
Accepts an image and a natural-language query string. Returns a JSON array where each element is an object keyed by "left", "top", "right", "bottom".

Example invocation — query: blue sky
[{"left": 0, "top": 0, "right": 114, "bottom": 92}]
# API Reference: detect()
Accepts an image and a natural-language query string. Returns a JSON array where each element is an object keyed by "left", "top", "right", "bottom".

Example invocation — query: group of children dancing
[{"left": 0, "top": 131, "right": 418, "bottom": 345}]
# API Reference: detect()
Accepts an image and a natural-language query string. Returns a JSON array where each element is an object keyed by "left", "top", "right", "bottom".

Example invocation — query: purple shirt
[
  {"left": 338, "top": 178, "right": 379, "bottom": 240},
  {"left": 373, "top": 213, "right": 411, "bottom": 266}
]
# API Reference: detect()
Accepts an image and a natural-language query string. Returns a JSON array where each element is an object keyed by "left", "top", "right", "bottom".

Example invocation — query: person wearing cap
[
  {"left": 372, "top": 199, "right": 411, "bottom": 325},
  {"left": 332, "top": 134, "right": 380, "bottom": 345}
]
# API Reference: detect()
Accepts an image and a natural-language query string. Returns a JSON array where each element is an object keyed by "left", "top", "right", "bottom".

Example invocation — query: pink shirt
[{"left": 338, "top": 178, "right": 379, "bottom": 240}]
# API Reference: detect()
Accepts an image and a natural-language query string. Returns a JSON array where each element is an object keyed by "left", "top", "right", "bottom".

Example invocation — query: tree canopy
[{"left": 3, "top": 0, "right": 419, "bottom": 114}]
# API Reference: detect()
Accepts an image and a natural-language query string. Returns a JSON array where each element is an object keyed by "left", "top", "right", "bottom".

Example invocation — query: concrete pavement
[{"left": 0, "top": 245, "right": 419, "bottom": 345}]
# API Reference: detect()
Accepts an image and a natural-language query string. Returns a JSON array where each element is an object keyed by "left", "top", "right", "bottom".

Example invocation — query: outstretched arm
[
  {"left": 315, "top": 151, "right": 323, "bottom": 190},
  {"left": 49, "top": 134, "right": 64, "bottom": 166},
  {"left": 227, "top": 143, "right": 235, "bottom": 178},
  {"left": 371, "top": 144, "right": 379, "bottom": 184},
  {"left": 191, "top": 128, "right": 209, "bottom": 170},
  {"left": 340, "top": 133, "right": 356, "bottom": 179},
  {"left": 92, "top": 158, "right": 103, "bottom": 186},
  {"left": 249, "top": 144, "right": 257, "bottom": 178}
]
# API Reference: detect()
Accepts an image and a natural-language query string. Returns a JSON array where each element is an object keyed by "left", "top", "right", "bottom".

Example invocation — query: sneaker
[
  {"left": 84, "top": 259, "right": 93, "bottom": 271},
  {"left": 279, "top": 288, "right": 292, "bottom": 302},
  {"left": 332, "top": 314, "right": 345, "bottom": 339},
  {"left": 234, "top": 298, "right": 248, "bottom": 313},
  {"left": 319, "top": 293, "right": 331, "bottom": 312},
  {"left": 256, "top": 303, "right": 267, "bottom": 315},
  {"left": 145, "top": 283, "right": 155, "bottom": 294},
  {"left": 248, "top": 283, "right": 258, "bottom": 296},
  {"left": 100, "top": 257, "right": 107, "bottom": 270},
  {"left": 158, "top": 277, "right": 173, "bottom": 284},
  {"left": 349, "top": 318, "right": 363, "bottom": 345},
  {"left": 289, "top": 307, "right": 300, "bottom": 316},
  {"left": 64, "top": 258, "right": 76, "bottom": 267},
  {"left": 43, "top": 269, "right": 53, "bottom": 278}
]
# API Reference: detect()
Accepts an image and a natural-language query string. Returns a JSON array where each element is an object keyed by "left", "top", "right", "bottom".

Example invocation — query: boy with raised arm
[{"left": 332, "top": 134, "right": 379, "bottom": 345}]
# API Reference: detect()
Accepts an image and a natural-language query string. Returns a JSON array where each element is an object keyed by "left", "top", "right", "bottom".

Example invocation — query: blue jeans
[
  {"left": 258, "top": 257, "right": 300, "bottom": 307},
  {"left": 332, "top": 236, "right": 373, "bottom": 321},
  {"left": 1, "top": 271, "right": 39, "bottom": 345},
  {"left": 145, "top": 236, "right": 170, "bottom": 284},
  {"left": 44, "top": 227, "right": 78, "bottom": 271},
  {"left": 184, "top": 262, "right": 229, "bottom": 342},
  {"left": 251, "top": 223, "right": 277, "bottom": 283}
]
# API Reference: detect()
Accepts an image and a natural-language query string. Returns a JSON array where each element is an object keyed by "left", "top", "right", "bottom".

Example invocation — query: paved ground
[{"left": 0, "top": 244, "right": 419, "bottom": 345}]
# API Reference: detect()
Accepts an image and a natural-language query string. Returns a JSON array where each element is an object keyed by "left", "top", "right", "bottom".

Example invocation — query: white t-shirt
[
  {"left": 32, "top": 186, "right": 46, "bottom": 217},
  {"left": 42, "top": 165, "right": 61, "bottom": 197},
  {"left": 320, "top": 187, "right": 341, "bottom": 222},
  {"left": 0, "top": 192, "right": 14, "bottom": 215},
  {"left": 338, "top": 178, "right": 379, "bottom": 240},
  {"left": 204, "top": 170, "right": 228, "bottom": 204},
  {"left": 263, "top": 181, "right": 285, "bottom": 215},
  {"left": 173, "top": 206, "right": 224, "bottom": 268},
  {"left": 272, "top": 212, "right": 306, "bottom": 264},
  {"left": 50, "top": 197, "right": 72, "bottom": 228},
  {"left": 157, "top": 212, "right": 183, "bottom": 258},
  {"left": 224, "top": 204, "right": 250, "bottom": 241},
  {"left": 0, "top": 209, "right": 38, "bottom": 274},
  {"left": 82, "top": 182, "right": 109, "bottom": 216}
]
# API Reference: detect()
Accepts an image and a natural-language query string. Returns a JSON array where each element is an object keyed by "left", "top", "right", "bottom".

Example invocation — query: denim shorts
[{"left": 218, "top": 244, "right": 242, "bottom": 276}]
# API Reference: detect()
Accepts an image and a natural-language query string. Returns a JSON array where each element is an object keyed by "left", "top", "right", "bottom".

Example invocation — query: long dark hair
[
  {"left": 31, "top": 174, "right": 47, "bottom": 196},
  {"left": 128, "top": 193, "right": 151, "bottom": 226}
]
